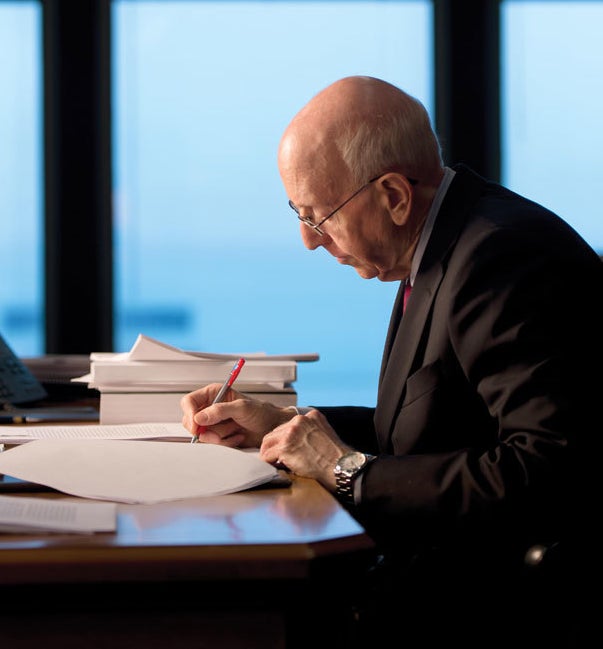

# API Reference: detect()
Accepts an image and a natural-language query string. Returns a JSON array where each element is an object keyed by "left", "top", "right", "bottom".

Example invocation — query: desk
[{"left": 0, "top": 473, "right": 375, "bottom": 649}]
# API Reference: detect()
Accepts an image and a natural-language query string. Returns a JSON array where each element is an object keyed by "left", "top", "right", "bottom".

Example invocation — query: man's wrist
[{"left": 333, "top": 451, "right": 376, "bottom": 504}]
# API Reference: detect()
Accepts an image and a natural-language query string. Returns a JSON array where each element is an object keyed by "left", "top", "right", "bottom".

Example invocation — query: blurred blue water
[{"left": 2, "top": 1, "right": 602, "bottom": 414}]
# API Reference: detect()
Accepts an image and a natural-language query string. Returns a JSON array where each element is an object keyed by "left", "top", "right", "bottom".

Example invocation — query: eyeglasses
[{"left": 288, "top": 173, "right": 417, "bottom": 236}]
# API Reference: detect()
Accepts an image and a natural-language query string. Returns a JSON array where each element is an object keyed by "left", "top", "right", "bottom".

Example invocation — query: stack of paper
[{"left": 73, "top": 334, "right": 319, "bottom": 424}]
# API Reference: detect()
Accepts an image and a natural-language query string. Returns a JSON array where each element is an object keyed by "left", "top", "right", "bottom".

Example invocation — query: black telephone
[{"left": 0, "top": 333, "right": 48, "bottom": 406}]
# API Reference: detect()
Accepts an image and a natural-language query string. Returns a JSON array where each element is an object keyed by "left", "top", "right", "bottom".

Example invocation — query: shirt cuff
[
  {"left": 286, "top": 406, "right": 313, "bottom": 415},
  {"left": 353, "top": 473, "right": 364, "bottom": 504}
]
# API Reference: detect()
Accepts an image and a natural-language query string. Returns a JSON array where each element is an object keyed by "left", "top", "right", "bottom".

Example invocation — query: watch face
[{"left": 338, "top": 451, "right": 366, "bottom": 474}]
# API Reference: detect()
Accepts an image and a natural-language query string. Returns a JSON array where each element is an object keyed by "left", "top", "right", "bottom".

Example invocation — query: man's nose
[{"left": 300, "top": 223, "right": 326, "bottom": 250}]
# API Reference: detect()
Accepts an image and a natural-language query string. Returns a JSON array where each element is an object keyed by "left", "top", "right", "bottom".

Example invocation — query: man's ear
[{"left": 377, "top": 173, "right": 413, "bottom": 225}]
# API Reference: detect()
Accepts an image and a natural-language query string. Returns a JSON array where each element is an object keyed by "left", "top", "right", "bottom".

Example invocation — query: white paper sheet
[
  {"left": 0, "top": 494, "right": 116, "bottom": 534},
  {"left": 0, "top": 422, "right": 190, "bottom": 445},
  {"left": 88, "top": 333, "right": 319, "bottom": 362},
  {"left": 0, "top": 439, "right": 278, "bottom": 504}
]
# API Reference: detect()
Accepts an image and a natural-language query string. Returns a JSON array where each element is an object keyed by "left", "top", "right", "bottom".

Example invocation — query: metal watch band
[
  {"left": 334, "top": 453, "right": 376, "bottom": 505},
  {"left": 335, "top": 474, "right": 355, "bottom": 504}
]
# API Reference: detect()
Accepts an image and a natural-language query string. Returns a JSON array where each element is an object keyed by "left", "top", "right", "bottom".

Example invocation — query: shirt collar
[{"left": 409, "top": 166, "right": 456, "bottom": 285}]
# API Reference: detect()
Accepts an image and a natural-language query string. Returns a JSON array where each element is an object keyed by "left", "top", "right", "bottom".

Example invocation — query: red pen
[{"left": 190, "top": 358, "right": 245, "bottom": 443}]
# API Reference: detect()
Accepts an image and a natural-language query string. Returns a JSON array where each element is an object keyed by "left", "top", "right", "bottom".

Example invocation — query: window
[
  {"left": 501, "top": 1, "right": 603, "bottom": 253},
  {"left": 112, "top": 1, "right": 433, "bottom": 406},
  {"left": 0, "top": 1, "right": 43, "bottom": 355},
  {"left": 8, "top": 1, "right": 599, "bottom": 405}
]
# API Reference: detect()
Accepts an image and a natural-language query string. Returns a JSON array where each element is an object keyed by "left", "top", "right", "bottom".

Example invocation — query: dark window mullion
[
  {"left": 434, "top": 0, "right": 500, "bottom": 180},
  {"left": 43, "top": 0, "right": 113, "bottom": 354}
]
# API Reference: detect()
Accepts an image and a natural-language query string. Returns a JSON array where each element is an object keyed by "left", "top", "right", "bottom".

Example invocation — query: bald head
[{"left": 278, "top": 76, "right": 443, "bottom": 193}]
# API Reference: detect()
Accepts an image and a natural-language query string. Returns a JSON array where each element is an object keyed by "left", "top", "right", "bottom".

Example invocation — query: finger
[
  {"left": 196, "top": 429, "right": 222, "bottom": 444},
  {"left": 194, "top": 402, "right": 226, "bottom": 427},
  {"left": 219, "top": 432, "right": 246, "bottom": 448},
  {"left": 197, "top": 429, "right": 245, "bottom": 448},
  {"left": 180, "top": 391, "right": 205, "bottom": 415},
  {"left": 259, "top": 433, "right": 281, "bottom": 464},
  {"left": 181, "top": 413, "right": 194, "bottom": 434}
]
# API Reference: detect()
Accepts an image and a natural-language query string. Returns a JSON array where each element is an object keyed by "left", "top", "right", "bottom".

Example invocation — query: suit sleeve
[{"left": 310, "top": 405, "right": 379, "bottom": 454}]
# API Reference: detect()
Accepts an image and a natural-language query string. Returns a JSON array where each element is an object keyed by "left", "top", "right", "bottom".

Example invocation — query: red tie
[{"left": 403, "top": 281, "right": 412, "bottom": 312}]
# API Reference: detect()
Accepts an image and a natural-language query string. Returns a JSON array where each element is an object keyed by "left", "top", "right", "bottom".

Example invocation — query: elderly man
[{"left": 182, "top": 76, "right": 601, "bottom": 648}]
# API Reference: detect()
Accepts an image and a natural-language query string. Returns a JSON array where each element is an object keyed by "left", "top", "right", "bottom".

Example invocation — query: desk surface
[
  {"left": 0, "top": 411, "right": 375, "bottom": 648},
  {"left": 0, "top": 474, "right": 374, "bottom": 585}
]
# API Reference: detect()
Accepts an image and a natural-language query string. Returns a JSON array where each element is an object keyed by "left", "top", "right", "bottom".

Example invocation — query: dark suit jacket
[{"left": 319, "top": 164, "right": 603, "bottom": 575}]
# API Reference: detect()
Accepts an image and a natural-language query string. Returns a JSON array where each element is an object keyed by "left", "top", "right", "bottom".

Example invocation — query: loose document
[
  {"left": 0, "top": 494, "right": 116, "bottom": 534},
  {"left": 0, "top": 433, "right": 278, "bottom": 505}
]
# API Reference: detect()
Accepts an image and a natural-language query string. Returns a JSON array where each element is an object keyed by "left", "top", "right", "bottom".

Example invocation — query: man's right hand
[{"left": 180, "top": 384, "right": 297, "bottom": 448}]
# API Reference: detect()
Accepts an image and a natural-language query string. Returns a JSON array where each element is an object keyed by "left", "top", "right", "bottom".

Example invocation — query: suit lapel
[
  {"left": 375, "top": 263, "right": 444, "bottom": 448},
  {"left": 374, "top": 166, "right": 486, "bottom": 448}
]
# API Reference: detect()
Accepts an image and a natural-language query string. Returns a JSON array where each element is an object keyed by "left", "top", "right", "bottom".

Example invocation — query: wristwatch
[{"left": 334, "top": 451, "right": 376, "bottom": 504}]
